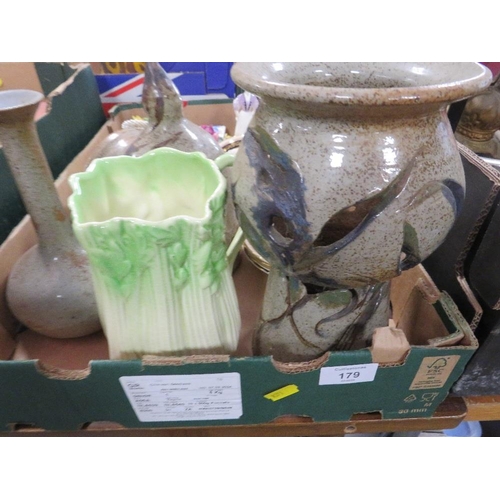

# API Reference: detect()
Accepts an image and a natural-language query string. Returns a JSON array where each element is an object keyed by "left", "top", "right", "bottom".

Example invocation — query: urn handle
[{"left": 214, "top": 151, "right": 236, "bottom": 171}]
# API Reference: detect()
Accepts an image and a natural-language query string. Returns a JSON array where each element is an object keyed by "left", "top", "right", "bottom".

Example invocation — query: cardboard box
[
  {"left": 107, "top": 101, "right": 237, "bottom": 136},
  {"left": 0, "top": 63, "right": 44, "bottom": 93},
  {"left": 421, "top": 145, "right": 500, "bottom": 396},
  {"left": 0, "top": 63, "right": 94, "bottom": 99},
  {"left": 92, "top": 63, "right": 236, "bottom": 116},
  {"left": 0, "top": 106, "right": 478, "bottom": 432}
]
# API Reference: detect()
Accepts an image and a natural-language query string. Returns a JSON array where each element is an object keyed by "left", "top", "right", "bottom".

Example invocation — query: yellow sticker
[
  {"left": 0, "top": 78, "right": 3, "bottom": 87},
  {"left": 264, "top": 384, "right": 299, "bottom": 402}
]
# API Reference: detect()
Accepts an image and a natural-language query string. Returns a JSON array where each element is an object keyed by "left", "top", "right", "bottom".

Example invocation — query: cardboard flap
[
  {"left": 423, "top": 144, "right": 499, "bottom": 328},
  {"left": 469, "top": 198, "right": 500, "bottom": 309},
  {"left": 35, "top": 361, "right": 91, "bottom": 381},
  {"left": 396, "top": 287, "right": 450, "bottom": 345},
  {"left": 272, "top": 352, "right": 330, "bottom": 374},
  {"left": 428, "top": 331, "right": 465, "bottom": 347},
  {"left": 0, "top": 63, "right": 44, "bottom": 93},
  {"left": 142, "top": 354, "right": 231, "bottom": 366},
  {"left": 370, "top": 326, "right": 410, "bottom": 364},
  {"left": 391, "top": 264, "right": 440, "bottom": 325},
  {"left": 456, "top": 275, "right": 483, "bottom": 331}
]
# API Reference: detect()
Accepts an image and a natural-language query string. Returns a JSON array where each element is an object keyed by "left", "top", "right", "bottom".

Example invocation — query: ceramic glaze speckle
[
  {"left": 231, "top": 62, "right": 492, "bottom": 288},
  {"left": 232, "top": 63, "right": 491, "bottom": 107},
  {"left": 230, "top": 63, "right": 491, "bottom": 361},
  {"left": 69, "top": 148, "right": 241, "bottom": 360},
  {"left": 254, "top": 266, "right": 391, "bottom": 362},
  {"left": 0, "top": 89, "right": 100, "bottom": 338}
]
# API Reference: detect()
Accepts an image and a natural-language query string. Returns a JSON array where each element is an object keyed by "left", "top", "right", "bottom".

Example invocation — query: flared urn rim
[{"left": 231, "top": 62, "right": 493, "bottom": 107}]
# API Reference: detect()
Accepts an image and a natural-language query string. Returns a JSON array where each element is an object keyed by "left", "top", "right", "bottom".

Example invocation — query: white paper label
[
  {"left": 319, "top": 363, "right": 379, "bottom": 385},
  {"left": 119, "top": 373, "right": 243, "bottom": 422}
]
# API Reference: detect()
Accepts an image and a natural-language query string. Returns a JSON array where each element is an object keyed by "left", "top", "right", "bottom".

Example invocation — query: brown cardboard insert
[{"left": 2, "top": 252, "right": 470, "bottom": 375}]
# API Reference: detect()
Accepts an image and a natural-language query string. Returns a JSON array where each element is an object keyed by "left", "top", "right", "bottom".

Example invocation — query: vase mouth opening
[
  {"left": 0, "top": 89, "right": 44, "bottom": 112},
  {"left": 68, "top": 148, "right": 227, "bottom": 227},
  {"left": 231, "top": 62, "right": 493, "bottom": 106}
]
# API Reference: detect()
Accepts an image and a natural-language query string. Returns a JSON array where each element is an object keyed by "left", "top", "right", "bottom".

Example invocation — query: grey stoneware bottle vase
[{"left": 0, "top": 89, "right": 101, "bottom": 338}]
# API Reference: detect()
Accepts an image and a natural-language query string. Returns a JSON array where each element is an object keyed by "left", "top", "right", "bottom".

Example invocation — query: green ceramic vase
[{"left": 68, "top": 147, "right": 241, "bottom": 359}]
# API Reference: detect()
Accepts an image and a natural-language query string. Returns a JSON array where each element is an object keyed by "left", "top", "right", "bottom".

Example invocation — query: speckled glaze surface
[
  {"left": 69, "top": 148, "right": 241, "bottom": 360},
  {"left": 0, "top": 89, "right": 100, "bottom": 338},
  {"left": 97, "top": 62, "right": 223, "bottom": 160},
  {"left": 231, "top": 62, "right": 493, "bottom": 288},
  {"left": 254, "top": 266, "right": 391, "bottom": 362}
]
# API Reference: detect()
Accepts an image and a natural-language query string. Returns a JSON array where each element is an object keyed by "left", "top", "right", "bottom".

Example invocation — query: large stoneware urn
[
  {"left": 229, "top": 62, "right": 492, "bottom": 361},
  {"left": 231, "top": 62, "right": 492, "bottom": 288}
]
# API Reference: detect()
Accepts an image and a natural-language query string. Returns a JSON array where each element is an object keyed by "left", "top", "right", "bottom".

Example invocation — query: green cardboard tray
[{"left": 0, "top": 293, "right": 477, "bottom": 432}]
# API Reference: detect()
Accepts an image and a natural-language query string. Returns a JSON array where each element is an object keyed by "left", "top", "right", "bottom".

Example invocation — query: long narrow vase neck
[{"left": 0, "top": 92, "right": 79, "bottom": 257}]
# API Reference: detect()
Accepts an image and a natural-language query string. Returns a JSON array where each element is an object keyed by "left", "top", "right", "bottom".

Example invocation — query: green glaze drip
[{"left": 317, "top": 289, "right": 352, "bottom": 308}]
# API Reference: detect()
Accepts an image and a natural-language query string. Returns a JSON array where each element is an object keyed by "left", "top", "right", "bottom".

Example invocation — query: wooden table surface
[
  {"left": 464, "top": 395, "right": 500, "bottom": 422},
  {"left": 5, "top": 395, "right": 497, "bottom": 437}
]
